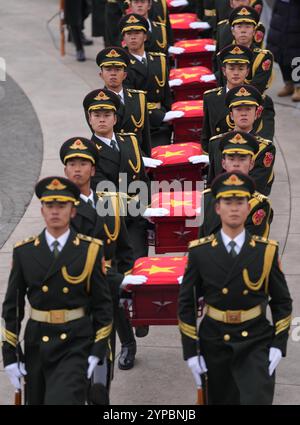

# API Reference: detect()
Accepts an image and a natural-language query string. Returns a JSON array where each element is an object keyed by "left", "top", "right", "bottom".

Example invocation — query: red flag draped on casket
[
  {"left": 170, "top": 66, "right": 216, "bottom": 101},
  {"left": 173, "top": 38, "right": 215, "bottom": 68},
  {"left": 171, "top": 100, "right": 204, "bottom": 143}
]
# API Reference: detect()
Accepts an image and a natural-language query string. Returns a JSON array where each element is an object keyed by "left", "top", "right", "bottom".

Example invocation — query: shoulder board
[
  {"left": 204, "top": 87, "right": 222, "bottom": 95},
  {"left": 202, "top": 188, "right": 212, "bottom": 195},
  {"left": 77, "top": 234, "right": 103, "bottom": 246},
  {"left": 116, "top": 132, "right": 136, "bottom": 137},
  {"left": 148, "top": 51, "right": 166, "bottom": 57},
  {"left": 256, "top": 136, "right": 272, "bottom": 145},
  {"left": 253, "top": 191, "right": 268, "bottom": 203},
  {"left": 189, "top": 234, "right": 215, "bottom": 249},
  {"left": 14, "top": 235, "right": 38, "bottom": 248},
  {"left": 218, "top": 19, "right": 228, "bottom": 26},
  {"left": 152, "top": 21, "right": 166, "bottom": 28},
  {"left": 127, "top": 89, "right": 147, "bottom": 95},
  {"left": 209, "top": 132, "right": 228, "bottom": 142},
  {"left": 252, "top": 235, "right": 278, "bottom": 246}
]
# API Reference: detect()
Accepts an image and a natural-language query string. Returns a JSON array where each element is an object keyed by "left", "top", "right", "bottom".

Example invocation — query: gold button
[
  {"left": 42, "top": 285, "right": 49, "bottom": 293},
  {"left": 241, "top": 331, "right": 248, "bottom": 337},
  {"left": 62, "top": 287, "right": 69, "bottom": 294},
  {"left": 243, "top": 289, "right": 249, "bottom": 295},
  {"left": 224, "top": 334, "right": 230, "bottom": 342},
  {"left": 42, "top": 336, "right": 49, "bottom": 342},
  {"left": 133, "top": 175, "right": 136, "bottom": 180},
  {"left": 216, "top": 127, "right": 220, "bottom": 132},
  {"left": 156, "top": 89, "right": 159, "bottom": 93},
  {"left": 222, "top": 288, "right": 229, "bottom": 295},
  {"left": 107, "top": 239, "right": 111, "bottom": 244},
  {"left": 60, "top": 333, "right": 67, "bottom": 340},
  {"left": 134, "top": 128, "right": 138, "bottom": 132}
]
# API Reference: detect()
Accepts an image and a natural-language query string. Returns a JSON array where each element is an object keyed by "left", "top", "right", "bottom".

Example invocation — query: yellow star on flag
[
  {"left": 138, "top": 265, "right": 177, "bottom": 275},
  {"left": 156, "top": 150, "right": 185, "bottom": 158}
]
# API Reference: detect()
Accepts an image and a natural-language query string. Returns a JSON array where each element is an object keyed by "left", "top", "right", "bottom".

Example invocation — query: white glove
[
  {"left": 142, "top": 157, "right": 163, "bottom": 168},
  {"left": 188, "top": 155, "right": 210, "bottom": 164},
  {"left": 189, "top": 21, "right": 211, "bottom": 30},
  {"left": 169, "top": 78, "right": 183, "bottom": 88},
  {"left": 163, "top": 110, "right": 184, "bottom": 122},
  {"left": 87, "top": 356, "right": 100, "bottom": 379},
  {"left": 4, "top": 362, "right": 27, "bottom": 390},
  {"left": 268, "top": 347, "right": 282, "bottom": 376},
  {"left": 170, "top": 0, "right": 188, "bottom": 7},
  {"left": 195, "top": 207, "right": 201, "bottom": 214},
  {"left": 143, "top": 207, "right": 169, "bottom": 217},
  {"left": 121, "top": 275, "right": 148, "bottom": 289},
  {"left": 200, "top": 74, "right": 216, "bottom": 83},
  {"left": 168, "top": 46, "right": 185, "bottom": 55},
  {"left": 177, "top": 275, "right": 183, "bottom": 284},
  {"left": 187, "top": 355, "right": 208, "bottom": 387},
  {"left": 205, "top": 44, "right": 216, "bottom": 52}
]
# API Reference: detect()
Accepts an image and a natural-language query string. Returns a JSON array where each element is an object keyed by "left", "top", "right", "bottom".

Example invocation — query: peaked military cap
[
  {"left": 219, "top": 131, "right": 259, "bottom": 157},
  {"left": 229, "top": 6, "right": 259, "bottom": 27},
  {"left": 83, "top": 88, "right": 120, "bottom": 113},
  {"left": 35, "top": 177, "right": 80, "bottom": 204},
  {"left": 219, "top": 44, "right": 253, "bottom": 65},
  {"left": 119, "top": 13, "right": 149, "bottom": 34},
  {"left": 211, "top": 172, "right": 255, "bottom": 200},
  {"left": 225, "top": 84, "right": 262, "bottom": 109},
  {"left": 60, "top": 137, "right": 98, "bottom": 165},
  {"left": 96, "top": 47, "right": 130, "bottom": 68}
]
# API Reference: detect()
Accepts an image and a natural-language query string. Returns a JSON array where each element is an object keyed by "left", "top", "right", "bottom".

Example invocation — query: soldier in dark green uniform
[
  {"left": 200, "top": 131, "right": 273, "bottom": 238},
  {"left": 104, "top": 0, "right": 127, "bottom": 46},
  {"left": 179, "top": 171, "right": 293, "bottom": 405},
  {"left": 150, "top": 0, "right": 174, "bottom": 46},
  {"left": 60, "top": 137, "right": 147, "bottom": 392},
  {"left": 2, "top": 177, "right": 113, "bottom": 405},
  {"left": 89, "top": 47, "right": 152, "bottom": 156},
  {"left": 228, "top": 6, "right": 274, "bottom": 94},
  {"left": 85, "top": 89, "right": 151, "bottom": 369},
  {"left": 119, "top": 14, "right": 174, "bottom": 147},
  {"left": 208, "top": 85, "right": 276, "bottom": 195},
  {"left": 201, "top": 44, "right": 275, "bottom": 152}
]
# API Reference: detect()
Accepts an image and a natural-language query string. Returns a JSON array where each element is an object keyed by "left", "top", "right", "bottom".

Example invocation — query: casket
[
  {"left": 172, "top": 100, "right": 204, "bottom": 143},
  {"left": 173, "top": 38, "right": 215, "bottom": 69},
  {"left": 170, "top": 13, "right": 204, "bottom": 41},
  {"left": 151, "top": 190, "right": 201, "bottom": 253},
  {"left": 166, "top": 0, "right": 189, "bottom": 13},
  {"left": 129, "top": 256, "right": 187, "bottom": 326},
  {"left": 151, "top": 142, "right": 205, "bottom": 189},
  {"left": 170, "top": 66, "right": 216, "bottom": 101}
]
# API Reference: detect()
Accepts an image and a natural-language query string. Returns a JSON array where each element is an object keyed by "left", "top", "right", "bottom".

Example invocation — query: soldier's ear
[
  {"left": 71, "top": 206, "right": 77, "bottom": 219},
  {"left": 221, "top": 66, "right": 226, "bottom": 77},
  {"left": 215, "top": 200, "right": 221, "bottom": 216},
  {"left": 122, "top": 71, "right": 127, "bottom": 82},
  {"left": 249, "top": 159, "right": 255, "bottom": 171},
  {"left": 91, "top": 165, "right": 96, "bottom": 177}
]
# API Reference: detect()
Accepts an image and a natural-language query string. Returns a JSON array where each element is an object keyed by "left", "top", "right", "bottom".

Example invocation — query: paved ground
[{"left": 0, "top": 0, "right": 299, "bottom": 405}]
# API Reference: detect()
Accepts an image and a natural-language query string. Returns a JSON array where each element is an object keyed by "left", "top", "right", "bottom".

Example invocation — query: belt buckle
[
  {"left": 50, "top": 310, "right": 65, "bottom": 324},
  {"left": 226, "top": 310, "right": 241, "bottom": 324}
]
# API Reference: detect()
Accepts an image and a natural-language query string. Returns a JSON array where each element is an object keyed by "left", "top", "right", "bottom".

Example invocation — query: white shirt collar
[
  {"left": 94, "top": 132, "right": 117, "bottom": 148},
  {"left": 45, "top": 228, "right": 70, "bottom": 252},
  {"left": 112, "top": 89, "right": 124, "bottom": 103},
  {"left": 80, "top": 190, "right": 95, "bottom": 208},
  {"left": 132, "top": 52, "right": 147, "bottom": 63},
  {"left": 147, "top": 19, "right": 152, "bottom": 32},
  {"left": 220, "top": 229, "right": 246, "bottom": 255}
]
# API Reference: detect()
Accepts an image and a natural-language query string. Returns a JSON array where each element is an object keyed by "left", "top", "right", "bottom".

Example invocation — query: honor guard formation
[{"left": 2, "top": 0, "right": 297, "bottom": 405}]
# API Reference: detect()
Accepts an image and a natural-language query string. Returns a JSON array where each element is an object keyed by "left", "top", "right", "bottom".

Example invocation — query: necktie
[
  {"left": 141, "top": 57, "right": 147, "bottom": 66},
  {"left": 228, "top": 240, "right": 237, "bottom": 258},
  {"left": 52, "top": 240, "right": 60, "bottom": 258},
  {"left": 110, "top": 139, "right": 119, "bottom": 152},
  {"left": 118, "top": 93, "right": 124, "bottom": 104},
  {"left": 87, "top": 199, "right": 94, "bottom": 208}
]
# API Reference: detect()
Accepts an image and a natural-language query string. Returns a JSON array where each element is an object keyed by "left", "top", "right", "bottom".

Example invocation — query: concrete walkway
[{"left": 0, "top": 0, "right": 299, "bottom": 405}]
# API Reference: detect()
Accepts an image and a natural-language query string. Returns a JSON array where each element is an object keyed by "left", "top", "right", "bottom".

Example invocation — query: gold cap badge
[
  {"left": 69, "top": 139, "right": 88, "bottom": 150},
  {"left": 46, "top": 179, "right": 67, "bottom": 191},
  {"left": 223, "top": 174, "right": 245, "bottom": 186},
  {"left": 229, "top": 46, "right": 244, "bottom": 55},
  {"left": 235, "top": 87, "right": 251, "bottom": 97},
  {"left": 238, "top": 7, "right": 251, "bottom": 16},
  {"left": 228, "top": 133, "right": 247, "bottom": 144},
  {"left": 126, "top": 15, "right": 139, "bottom": 24},
  {"left": 94, "top": 91, "right": 110, "bottom": 101},
  {"left": 106, "top": 49, "right": 121, "bottom": 58}
]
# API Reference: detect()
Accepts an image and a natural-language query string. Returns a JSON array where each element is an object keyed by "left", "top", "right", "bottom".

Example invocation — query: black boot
[
  {"left": 81, "top": 31, "right": 93, "bottom": 46},
  {"left": 118, "top": 341, "right": 137, "bottom": 370}
]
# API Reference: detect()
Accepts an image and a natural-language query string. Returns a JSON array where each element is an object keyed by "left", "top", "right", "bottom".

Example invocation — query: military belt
[
  {"left": 147, "top": 102, "right": 162, "bottom": 110},
  {"left": 30, "top": 307, "right": 85, "bottom": 324},
  {"left": 206, "top": 304, "right": 262, "bottom": 324}
]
